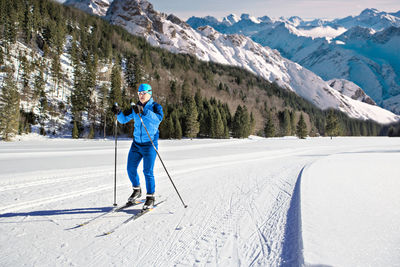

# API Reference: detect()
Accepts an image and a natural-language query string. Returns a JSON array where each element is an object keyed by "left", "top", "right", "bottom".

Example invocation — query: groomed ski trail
[{"left": 2, "top": 137, "right": 398, "bottom": 266}]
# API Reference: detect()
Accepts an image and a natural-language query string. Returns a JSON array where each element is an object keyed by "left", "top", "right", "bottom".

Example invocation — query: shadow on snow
[
  {"left": 0, "top": 206, "right": 138, "bottom": 219},
  {"left": 280, "top": 166, "right": 305, "bottom": 266}
]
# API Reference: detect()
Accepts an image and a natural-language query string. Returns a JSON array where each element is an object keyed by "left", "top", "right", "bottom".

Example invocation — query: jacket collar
[{"left": 139, "top": 97, "right": 154, "bottom": 108}]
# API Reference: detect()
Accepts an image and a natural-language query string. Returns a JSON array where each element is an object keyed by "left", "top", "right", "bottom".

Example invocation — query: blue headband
[{"left": 138, "top": 83, "right": 152, "bottom": 95}]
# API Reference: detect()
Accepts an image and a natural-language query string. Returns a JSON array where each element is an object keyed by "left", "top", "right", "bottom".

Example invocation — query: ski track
[
  {"left": 1, "top": 138, "right": 397, "bottom": 266},
  {"left": 0, "top": 145, "right": 313, "bottom": 216}
]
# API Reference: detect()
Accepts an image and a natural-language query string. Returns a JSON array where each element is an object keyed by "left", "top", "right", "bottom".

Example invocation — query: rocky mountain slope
[
  {"left": 65, "top": 0, "right": 110, "bottom": 16},
  {"left": 187, "top": 9, "right": 400, "bottom": 114},
  {"left": 100, "top": 0, "right": 398, "bottom": 123}
]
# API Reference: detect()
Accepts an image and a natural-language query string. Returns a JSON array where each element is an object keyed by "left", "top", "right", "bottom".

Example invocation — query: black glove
[
  {"left": 133, "top": 104, "right": 143, "bottom": 114},
  {"left": 111, "top": 103, "right": 120, "bottom": 115}
]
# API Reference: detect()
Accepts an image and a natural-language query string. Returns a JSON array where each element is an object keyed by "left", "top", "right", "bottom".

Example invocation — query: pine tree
[
  {"left": 20, "top": 55, "right": 32, "bottom": 100},
  {"left": 281, "top": 109, "right": 291, "bottom": 136},
  {"left": 218, "top": 82, "right": 223, "bottom": 91},
  {"left": 213, "top": 108, "right": 225, "bottom": 138},
  {"left": 0, "top": 47, "right": 4, "bottom": 66},
  {"left": 232, "top": 105, "right": 251, "bottom": 138},
  {"left": 290, "top": 111, "right": 296, "bottom": 136},
  {"left": 98, "top": 84, "right": 109, "bottom": 138},
  {"left": 71, "top": 64, "right": 86, "bottom": 117},
  {"left": 38, "top": 89, "right": 48, "bottom": 131},
  {"left": 85, "top": 53, "right": 97, "bottom": 93},
  {"left": 125, "top": 54, "right": 138, "bottom": 93},
  {"left": 0, "top": 73, "right": 20, "bottom": 141},
  {"left": 241, "top": 106, "right": 251, "bottom": 138},
  {"left": 33, "top": 59, "right": 45, "bottom": 101},
  {"left": 109, "top": 63, "right": 122, "bottom": 106},
  {"left": 170, "top": 80, "right": 177, "bottom": 96},
  {"left": 250, "top": 112, "right": 256, "bottom": 136},
  {"left": 4, "top": 4, "right": 17, "bottom": 45},
  {"left": 23, "top": 1, "right": 34, "bottom": 43},
  {"left": 173, "top": 113, "right": 182, "bottom": 139},
  {"left": 167, "top": 115, "right": 175, "bottom": 138},
  {"left": 88, "top": 124, "right": 95, "bottom": 139},
  {"left": 199, "top": 99, "right": 212, "bottom": 137},
  {"left": 51, "top": 52, "right": 62, "bottom": 95},
  {"left": 264, "top": 111, "right": 275, "bottom": 138},
  {"left": 194, "top": 90, "right": 202, "bottom": 110},
  {"left": 361, "top": 123, "right": 367, "bottom": 136},
  {"left": 296, "top": 113, "right": 308, "bottom": 139},
  {"left": 232, "top": 105, "right": 242, "bottom": 138},
  {"left": 218, "top": 106, "right": 230, "bottom": 138},
  {"left": 72, "top": 121, "right": 79, "bottom": 139},
  {"left": 184, "top": 96, "right": 200, "bottom": 138},
  {"left": 325, "top": 110, "right": 341, "bottom": 138}
]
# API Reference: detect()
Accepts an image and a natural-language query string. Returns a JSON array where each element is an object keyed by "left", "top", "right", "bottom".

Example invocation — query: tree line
[{"left": 0, "top": 0, "right": 386, "bottom": 141}]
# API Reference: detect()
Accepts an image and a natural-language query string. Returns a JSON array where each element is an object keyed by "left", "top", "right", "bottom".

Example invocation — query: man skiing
[{"left": 112, "top": 83, "right": 163, "bottom": 210}]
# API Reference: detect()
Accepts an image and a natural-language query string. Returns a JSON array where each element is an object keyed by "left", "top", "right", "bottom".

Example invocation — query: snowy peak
[
  {"left": 360, "top": 8, "right": 380, "bottom": 16},
  {"left": 329, "top": 79, "right": 376, "bottom": 105},
  {"left": 105, "top": 0, "right": 168, "bottom": 36},
  {"left": 223, "top": 14, "right": 240, "bottom": 25},
  {"left": 287, "top": 16, "right": 303, "bottom": 27},
  {"left": 258, "top": 15, "right": 273, "bottom": 23},
  {"left": 391, "top": 11, "right": 400, "bottom": 17},
  {"left": 187, "top": 16, "right": 222, "bottom": 30},
  {"left": 371, "top": 26, "right": 400, "bottom": 43},
  {"left": 334, "top": 25, "right": 400, "bottom": 45},
  {"left": 240, "top": 14, "right": 260, "bottom": 24},
  {"left": 334, "top": 8, "right": 400, "bottom": 30},
  {"left": 335, "top": 26, "right": 375, "bottom": 42},
  {"left": 64, "top": 0, "right": 110, "bottom": 17},
  {"left": 197, "top": 25, "right": 220, "bottom": 40}
]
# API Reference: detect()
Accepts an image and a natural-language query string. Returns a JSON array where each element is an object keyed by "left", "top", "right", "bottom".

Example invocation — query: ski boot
[
  {"left": 127, "top": 186, "right": 142, "bottom": 204},
  {"left": 142, "top": 194, "right": 155, "bottom": 211}
]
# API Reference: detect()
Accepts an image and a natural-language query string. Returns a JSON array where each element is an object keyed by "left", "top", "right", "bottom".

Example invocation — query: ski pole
[
  {"left": 135, "top": 105, "right": 188, "bottom": 208},
  {"left": 113, "top": 105, "right": 118, "bottom": 207}
]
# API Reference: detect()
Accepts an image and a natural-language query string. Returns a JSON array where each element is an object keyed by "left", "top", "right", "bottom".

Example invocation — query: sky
[{"left": 148, "top": 0, "right": 400, "bottom": 20}]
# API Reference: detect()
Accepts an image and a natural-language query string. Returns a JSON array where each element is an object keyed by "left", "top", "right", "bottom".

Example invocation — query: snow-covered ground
[{"left": 1, "top": 136, "right": 399, "bottom": 266}]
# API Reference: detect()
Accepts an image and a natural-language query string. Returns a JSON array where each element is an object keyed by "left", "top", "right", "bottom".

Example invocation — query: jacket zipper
[{"left": 140, "top": 118, "right": 143, "bottom": 143}]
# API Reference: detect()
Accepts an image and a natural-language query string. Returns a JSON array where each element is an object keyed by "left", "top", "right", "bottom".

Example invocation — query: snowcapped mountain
[
  {"left": 187, "top": 9, "right": 400, "bottom": 115},
  {"left": 332, "top": 8, "right": 400, "bottom": 31},
  {"left": 328, "top": 79, "right": 376, "bottom": 105},
  {"left": 64, "top": 0, "right": 111, "bottom": 16},
  {"left": 66, "top": 0, "right": 399, "bottom": 124}
]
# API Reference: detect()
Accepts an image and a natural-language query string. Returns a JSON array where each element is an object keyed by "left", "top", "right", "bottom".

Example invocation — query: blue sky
[
  {"left": 148, "top": 0, "right": 400, "bottom": 20},
  {"left": 57, "top": 0, "right": 400, "bottom": 20}
]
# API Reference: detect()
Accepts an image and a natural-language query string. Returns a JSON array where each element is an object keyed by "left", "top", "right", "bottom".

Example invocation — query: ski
[
  {"left": 66, "top": 199, "right": 145, "bottom": 230},
  {"left": 98, "top": 199, "right": 166, "bottom": 236}
]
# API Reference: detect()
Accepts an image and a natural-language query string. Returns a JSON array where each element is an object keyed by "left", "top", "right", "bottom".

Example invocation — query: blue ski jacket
[{"left": 117, "top": 98, "right": 163, "bottom": 144}]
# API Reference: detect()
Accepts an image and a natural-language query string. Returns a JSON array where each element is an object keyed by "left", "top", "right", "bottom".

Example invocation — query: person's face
[{"left": 138, "top": 91, "right": 151, "bottom": 104}]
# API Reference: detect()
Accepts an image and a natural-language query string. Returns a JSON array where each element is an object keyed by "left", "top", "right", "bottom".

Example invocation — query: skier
[{"left": 112, "top": 83, "right": 163, "bottom": 210}]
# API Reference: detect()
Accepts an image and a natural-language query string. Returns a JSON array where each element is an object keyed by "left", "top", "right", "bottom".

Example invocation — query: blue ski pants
[{"left": 127, "top": 141, "right": 158, "bottom": 194}]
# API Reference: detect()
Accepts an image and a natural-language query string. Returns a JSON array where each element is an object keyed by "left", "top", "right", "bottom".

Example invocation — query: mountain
[
  {"left": 187, "top": 9, "right": 400, "bottom": 114},
  {"left": 332, "top": 8, "right": 400, "bottom": 31},
  {"left": 63, "top": 0, "right": 396, "bottom": 120},
  {"left": 64, "top": 0, "right": 110, "bottom": 16},
  {"left": 328, "top": 79, "right": 376, "bottom": 105},
  {"left": 101, "top": 0, "right": 399, "bottom": 124},
  {"left": 4, "top": 0, "right": 398, "bottom": 142}
]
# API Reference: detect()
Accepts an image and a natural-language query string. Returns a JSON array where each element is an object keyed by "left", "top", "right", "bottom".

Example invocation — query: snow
[
  {"left": 186, "top": 10, "right": 400, "bottom": 115},
  {"left": 1, "top": 136, "right": 399, "bottom": 266},
  {"left": 296, "top": 26, "right": 347, "bottom": 40},
  {"left": 302, "top": 149, "right": 400, "bottom": 266}
]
